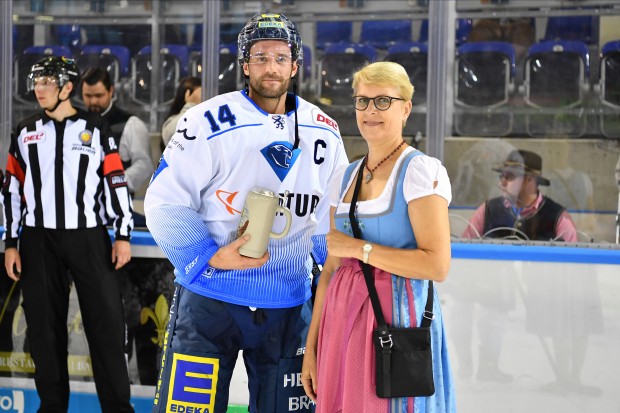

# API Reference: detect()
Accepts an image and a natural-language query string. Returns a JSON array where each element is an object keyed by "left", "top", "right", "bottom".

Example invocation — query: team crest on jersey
[
  {"left": 22, "top": 131, "right": 45, "bottom": 145},
  {"left": 79, "top": 130, "right": 93, "bottom": 146},
  {"left": 260, "top": 141, "right": 300, "bottom": 182},
  {"left": 271, "top": 115, "right": 285, "bottom": 130}
]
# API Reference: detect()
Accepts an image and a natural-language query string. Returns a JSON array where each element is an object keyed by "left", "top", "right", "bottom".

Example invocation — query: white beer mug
[{"left": 237, "top": 187, "right": 292, "bottom": 258}]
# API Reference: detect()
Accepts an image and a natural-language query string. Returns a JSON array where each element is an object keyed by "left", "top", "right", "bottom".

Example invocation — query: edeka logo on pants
[
  {"left": 0, "top": 390, "right": 24, "bottom": 413},
  {"left": 165, "top": 353, "right": 220, "bottom": 413}
]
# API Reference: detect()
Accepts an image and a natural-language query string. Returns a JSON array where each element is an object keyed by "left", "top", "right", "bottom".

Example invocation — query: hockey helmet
[
  {"left": 27, "top": 56, "right": 81, "bottom": 97},
  {"left": 237, "top": 13, "right": 303, "bottom": 67}
]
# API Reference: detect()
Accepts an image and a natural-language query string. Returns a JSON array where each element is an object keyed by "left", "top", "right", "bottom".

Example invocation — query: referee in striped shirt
[{"left": 1, "top": 56, "right": 134, "bottom": 412}]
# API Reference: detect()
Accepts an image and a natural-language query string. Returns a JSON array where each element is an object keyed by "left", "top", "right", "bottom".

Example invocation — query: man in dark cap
[
  {"left": 456, "top": 149, "right": 577, "bottom": 383},
  {"left": 462, "top": 149, "right": 577, "bottom": 242}
]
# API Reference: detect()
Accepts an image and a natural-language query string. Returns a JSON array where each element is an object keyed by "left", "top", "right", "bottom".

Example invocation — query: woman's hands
[
  {"left": 301, "top": 347, "right": 318, "bottom": 402},
  {"left": 326, "top": 228, "right": 362, "bottom": 260}
]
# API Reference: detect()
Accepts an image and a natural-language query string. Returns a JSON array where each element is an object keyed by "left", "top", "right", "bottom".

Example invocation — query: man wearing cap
[
  {"left": 462, "top": 149, "right": 577, "bottom": 242},
  {"left": 457, "top": 149, "right": 577, "bottom": 384}
]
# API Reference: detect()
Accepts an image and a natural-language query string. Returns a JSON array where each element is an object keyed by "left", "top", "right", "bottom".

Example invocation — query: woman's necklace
[{"left": 364, "top": 141, "right": 406, "bottom": 183}]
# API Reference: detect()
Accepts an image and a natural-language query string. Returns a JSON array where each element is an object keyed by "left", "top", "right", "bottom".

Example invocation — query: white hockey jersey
[{"left": 145, "top": 90, "right": 348, "bottom": 308}]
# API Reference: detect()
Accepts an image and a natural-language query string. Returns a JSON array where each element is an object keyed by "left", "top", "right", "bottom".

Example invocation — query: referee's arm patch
[{"left": 108, "top": 172, "right": 128, "bottom": 188}]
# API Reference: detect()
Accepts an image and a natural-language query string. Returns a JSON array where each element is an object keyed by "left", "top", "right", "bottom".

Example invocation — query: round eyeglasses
[{"left": 352, "top": 96, "right": 405, "bottom": 111}]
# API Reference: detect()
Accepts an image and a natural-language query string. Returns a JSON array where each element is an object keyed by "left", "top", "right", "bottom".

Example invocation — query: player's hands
[
  {"left": 301, "top": 347, "right": 318, "bottom": 402},
  {"left": 112, "top": 240, "right": 131, "bottom": 270},
  {"left": 209, "top": 235, "right": 269, "bottom": 270},
  {"left": 4, "top": 248, "right": 22, "bottom": 281}
]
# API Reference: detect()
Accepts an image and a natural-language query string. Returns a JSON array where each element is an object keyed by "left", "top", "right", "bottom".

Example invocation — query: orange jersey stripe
[
  {"left": 6, "top": 154, "right": 25, "bottom": 184},
  {"left": 103, "top": 153, "right": 124, "bottom": 175}
]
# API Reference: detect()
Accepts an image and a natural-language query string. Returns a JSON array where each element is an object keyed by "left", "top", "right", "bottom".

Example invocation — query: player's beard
[{"left": 248, "top": 73, "right": 291, "bottom": 100}]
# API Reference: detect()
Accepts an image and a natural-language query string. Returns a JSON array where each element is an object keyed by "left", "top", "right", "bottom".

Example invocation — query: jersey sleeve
[
  {"left": 100, "top": 118, "right": 134, "bottom": 240},
  {"left": 403, "top": 154, "right": 452, "bottom": 205},
  {"left": 311, "top": 136, "right": 349, "bottom": 265},
  {"left": 2, "top": 125, "right": 27, "bottom": 248},
  {"left": 144, "top": 109, "right": 219, "bottom": 280}
]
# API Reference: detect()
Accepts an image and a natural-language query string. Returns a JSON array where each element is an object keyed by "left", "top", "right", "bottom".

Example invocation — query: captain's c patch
[{"left": 166, "top": 353, "right": 219, "bottom": 413}]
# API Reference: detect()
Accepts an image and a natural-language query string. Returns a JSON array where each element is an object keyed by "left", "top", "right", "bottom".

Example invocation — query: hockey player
[{"left": 145, "top": 13, "right": 348, "bottom": 413}]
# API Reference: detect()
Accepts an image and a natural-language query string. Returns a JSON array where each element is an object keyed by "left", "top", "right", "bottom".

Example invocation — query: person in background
[
  {"left": 2, "top": 56, "right": 134, "bottom": 412},
  {"left": 458, "top": 149, "right": 577, "bottom": 384},
  {"left": 81, "top": 66, "right": 153, "bottom": 227},
  {"left": 462, "top": 149, "right": 577, "bottom": 242},
  {"left": 161, "top": 76, "right": 202, "bottom": 147},
  {"left": 144, "top": 13, "right": 348, "bottom": 413},
  {"left": 302, "top": 61, "right": 456, "bottom": 412}
]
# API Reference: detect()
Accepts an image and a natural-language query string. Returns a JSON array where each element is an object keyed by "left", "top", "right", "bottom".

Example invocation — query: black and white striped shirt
[{"left": 2, "top": 109, "right": 133, "bottom": 248}]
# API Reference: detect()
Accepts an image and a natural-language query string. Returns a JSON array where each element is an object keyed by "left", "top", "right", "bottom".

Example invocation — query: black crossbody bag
[{"left": 347, "top": 157, "right": 435, "bottom": 398}]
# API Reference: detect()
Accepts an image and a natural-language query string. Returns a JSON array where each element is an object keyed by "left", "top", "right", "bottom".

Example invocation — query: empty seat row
[
  {"left": 316, "top": 39, "right": 620, "bottom": 138},
  {"left": 453, "top": 39, "right": 610, "bottom": 138},
  {"left": 315, "top": 19, "right": 473, "bottom": 51}
]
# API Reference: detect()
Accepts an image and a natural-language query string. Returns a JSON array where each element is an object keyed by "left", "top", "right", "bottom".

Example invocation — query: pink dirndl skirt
[{"left": 315, "top": 258, "right": 417, "bottom": 413}]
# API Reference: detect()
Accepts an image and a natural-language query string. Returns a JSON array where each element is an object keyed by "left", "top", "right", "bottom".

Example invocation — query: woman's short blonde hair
[{"left": 352, "top": 61, "right": 414, "bottom": 101}]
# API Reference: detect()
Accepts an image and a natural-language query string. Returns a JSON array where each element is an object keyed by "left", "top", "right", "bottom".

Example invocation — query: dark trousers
[
  {"left": 153, "top": 285, "right": 312, "bottom": 413},
  {"left": 19, "top": 226, "right": 134, "bottom": 413}
]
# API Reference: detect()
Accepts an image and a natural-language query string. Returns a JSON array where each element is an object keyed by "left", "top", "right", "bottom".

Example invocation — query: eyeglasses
[
  {"left": 498, "top": 172, "right": 523, "bottom": 182},
  {"left": 247, "top": 52, "right": 293, "bottom": 65},
  {"left": 352, "top": 96, "right": 404, "bottom": 111},
  {"left": 32, "top": 77, "right": 58, "bottom": 89}
]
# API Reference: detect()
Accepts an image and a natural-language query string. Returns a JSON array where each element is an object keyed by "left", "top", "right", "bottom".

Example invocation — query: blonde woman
[{"left": 302, "top": 62, "right": 456, "bottom": 412}]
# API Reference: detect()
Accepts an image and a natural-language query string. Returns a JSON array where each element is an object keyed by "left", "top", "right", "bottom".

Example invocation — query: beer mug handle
[{"left": 270, "top": 207, "right": 292, "bottom": 239}]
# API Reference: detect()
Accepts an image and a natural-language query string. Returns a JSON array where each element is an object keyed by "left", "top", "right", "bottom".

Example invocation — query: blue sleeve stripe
[{"left": 145, "top": 207, "right": 219, "bottom": 280}]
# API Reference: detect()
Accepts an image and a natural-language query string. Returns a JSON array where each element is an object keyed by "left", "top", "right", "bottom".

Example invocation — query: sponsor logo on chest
[
  {"left": 312, "top": 108, "right": 338, "bottom": 132},
  {"left": 22, "top": 131, "right": 45, "bottom": 145}
]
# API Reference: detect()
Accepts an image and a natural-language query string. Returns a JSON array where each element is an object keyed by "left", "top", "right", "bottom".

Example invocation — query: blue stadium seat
[
  {"left": 384, "top": 42, "right": 428, "bottom": 105},
  {"left": 189, "top": 43, "right": 239, "bottom": 94},
  {"left": 360, "top": 20, "right": 412, "bottom": 50},
  {"left": 544, "top": 16, "right": 598, "bottom": 45},
  {"left": 599, "top": 40, "right": 620, "bottom": 108},
  {"left": 53, "top": 24, "right": 82, "bottom": 51},
  {"left": 131, "top": 44, "right": 188, "bottom": 105},
  {"left": 523, "top": 40, "right": 590, "bottom": 137},
  {"left": 317, "top": 43, "right": 376, "bottom": 106},
  {"left": 77, "top": 45, "right": 131, "bottom": 82},
  {"left": 419, "top": 19, "right": 473, "bottom": 46},
  {"left": 316, "top": 21, "right": 353, "bottom": 51},
  {"left": 454, "top": 41, "right": 516, "bottom": 136},
  {"left": 192, "top": 23, "right": 246, "bottom": 48},
  {"left": 598, "top": 40, "right": 620, "bottom": 138},
  {"left": 14, "top": 45, "right": 73, "bottom": 104}
]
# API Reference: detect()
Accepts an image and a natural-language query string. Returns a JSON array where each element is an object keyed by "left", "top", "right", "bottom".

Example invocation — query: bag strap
[{"left": 347, "top": 156, "right": 434, "bottom": 331}]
